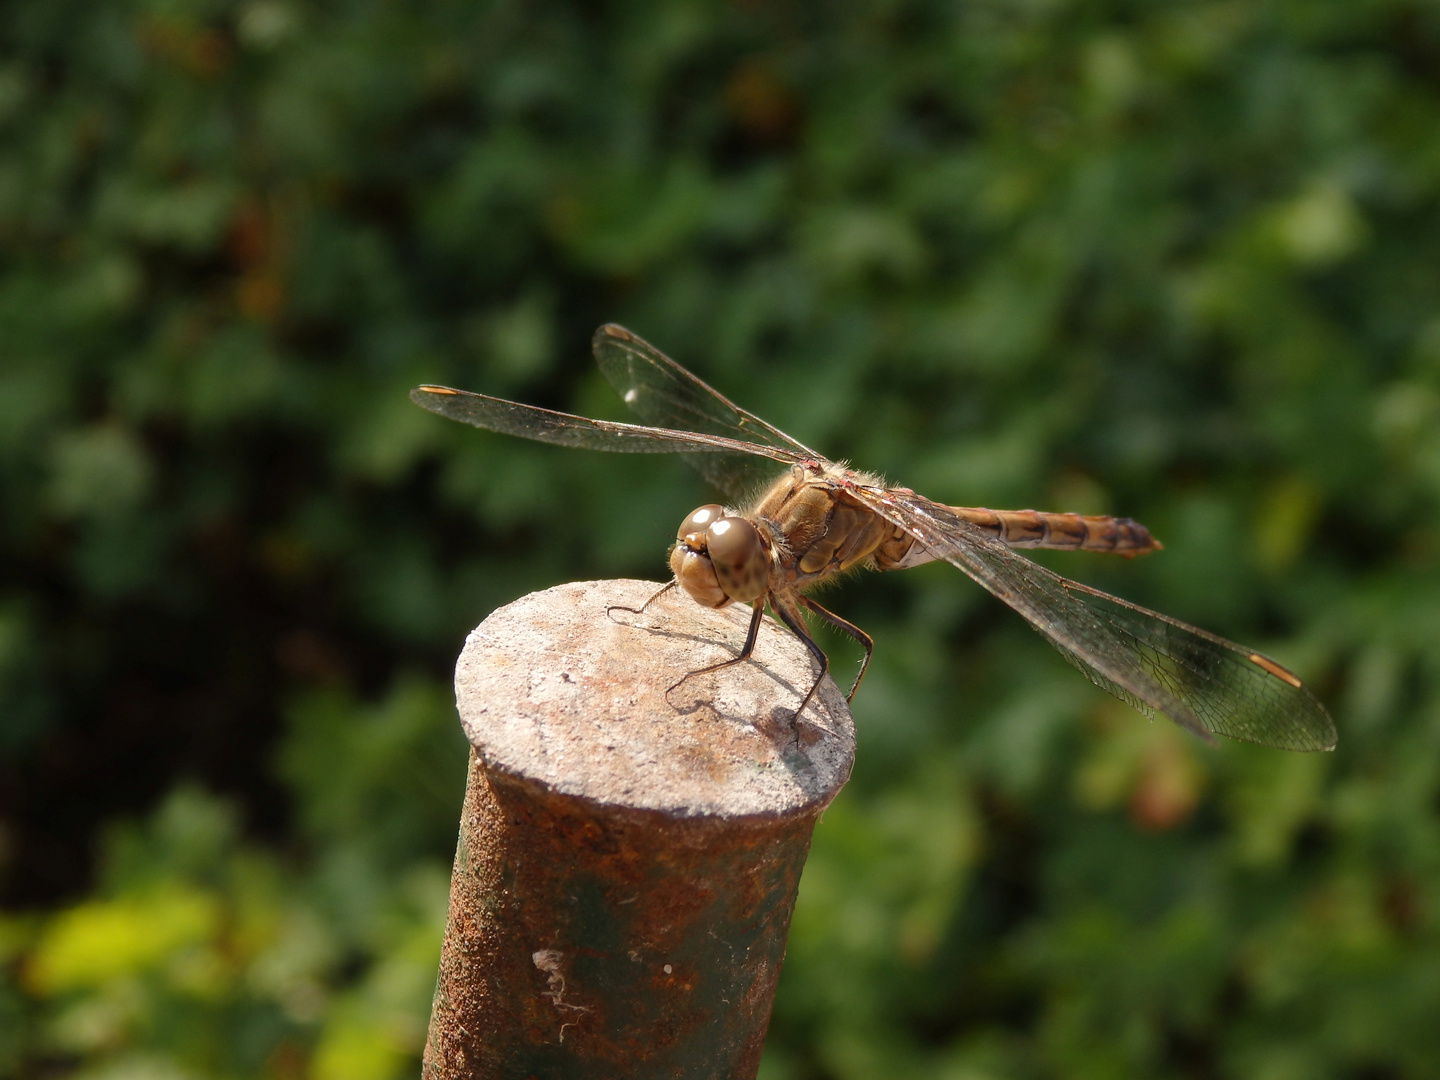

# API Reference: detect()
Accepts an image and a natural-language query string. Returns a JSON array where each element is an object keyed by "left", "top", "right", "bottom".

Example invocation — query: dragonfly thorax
[{"left": 670, "top": 504, "right": 772, "bottom": 608}]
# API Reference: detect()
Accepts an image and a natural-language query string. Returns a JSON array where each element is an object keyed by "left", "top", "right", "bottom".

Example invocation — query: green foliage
[
  {"left": 4, "top": 0, "right": 1440, "bottom": 1075},
  {"left": 8, "top": 693, "right": 455, "bottom": 1078}
]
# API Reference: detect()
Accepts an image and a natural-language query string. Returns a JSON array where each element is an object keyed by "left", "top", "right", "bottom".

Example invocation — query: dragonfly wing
[
  {"left": 592, "top": 325, "right": 825, "bottom": 501},
  {"left": 851, "top": 488, "right": 1336, "bottom": 751},
  {"left": 410, "top": 385, "right": 803, "bottom": 464}
]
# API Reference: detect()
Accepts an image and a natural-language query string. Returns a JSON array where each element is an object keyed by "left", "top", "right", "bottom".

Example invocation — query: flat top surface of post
[{"left": 455, "top": 579, "right": 856, "bottom": 819}]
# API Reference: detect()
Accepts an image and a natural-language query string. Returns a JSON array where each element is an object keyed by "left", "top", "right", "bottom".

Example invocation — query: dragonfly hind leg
[
  {"left": 797, "top": 595, "right": 873, "bottom": 702},
  {"left": 769, "top": 596, "right": 833, "bottom": 720}
]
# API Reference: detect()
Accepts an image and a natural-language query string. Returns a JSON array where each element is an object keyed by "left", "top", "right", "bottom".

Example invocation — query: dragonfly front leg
[
  {"left": 607, "top": 580, "right": 678, "bottom": 620},
  {"left": 666, "top": 597, "right": 766, "bottom": 699}
]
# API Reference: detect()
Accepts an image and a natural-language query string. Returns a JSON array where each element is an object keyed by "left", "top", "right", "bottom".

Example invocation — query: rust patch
[
  {"left": 423, "top": 751, "right": 820, "bottom": 1077},
  {"left": 423, "top": 581, "right": 854, "bottom": 1079}
]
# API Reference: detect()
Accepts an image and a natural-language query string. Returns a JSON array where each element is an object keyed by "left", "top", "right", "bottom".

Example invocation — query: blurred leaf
[
  {"left": 26, "top": 886, "right": 221, "bottom": 996},
  {"left": 47, "top": 424, "right": 153, "bottom": 520}
]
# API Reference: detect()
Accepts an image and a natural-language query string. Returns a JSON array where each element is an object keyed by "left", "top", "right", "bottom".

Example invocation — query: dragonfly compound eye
[
  {"left": 705, "top": 517, "right": 767, "bottom": 603},
  {"left": 677, "top": 503, "right": 727, "bottom": 541}
]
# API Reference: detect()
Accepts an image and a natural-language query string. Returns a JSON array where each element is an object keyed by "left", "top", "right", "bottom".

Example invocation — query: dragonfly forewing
[
  {"left": 409, "top": 384, "right": 803, "bottom": 466},
  {"left": 592, "top": 324, "right": 819, "bottom": 501}
]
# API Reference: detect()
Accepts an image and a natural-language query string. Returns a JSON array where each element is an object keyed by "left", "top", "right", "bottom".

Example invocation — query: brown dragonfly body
[
  {"left": 665, "top": 460, "right": 1164, "bottom": 714},
  {"left": 413, "top": 325, "right": 1336, "bottom": 752}
]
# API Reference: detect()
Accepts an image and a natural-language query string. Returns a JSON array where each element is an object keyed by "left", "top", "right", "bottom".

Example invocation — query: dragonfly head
[{"left": 670, "top": 504, "right": 769, "bottom": 608}]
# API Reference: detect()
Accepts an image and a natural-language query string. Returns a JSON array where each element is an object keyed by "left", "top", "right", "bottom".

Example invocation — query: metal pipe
[{"left": 423, "top": 578, "right": 855, "bottom": 1080}]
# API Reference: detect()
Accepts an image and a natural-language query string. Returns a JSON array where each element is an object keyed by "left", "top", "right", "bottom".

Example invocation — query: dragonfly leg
[
  {"left": 666, "top": 598, "right": 765, "bottom": 697},
  {"left": 769, "top": 595, "right": 830, "bottom": 720},
  {"left": 607, "top": 580, "right": 678, "bottom": 620},
  {"left": 797, "top": 595, "right": 873, "bottom": 702}
]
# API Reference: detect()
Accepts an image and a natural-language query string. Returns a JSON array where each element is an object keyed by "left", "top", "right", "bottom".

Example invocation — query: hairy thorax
[{"left": 750, "top": 465, "right": 916, "bottom": 589}]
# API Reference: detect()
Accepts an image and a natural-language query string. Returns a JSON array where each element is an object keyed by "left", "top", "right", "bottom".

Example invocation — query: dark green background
[{"left": 3, "top": 1, "right": 1437, "bottom": 1076}]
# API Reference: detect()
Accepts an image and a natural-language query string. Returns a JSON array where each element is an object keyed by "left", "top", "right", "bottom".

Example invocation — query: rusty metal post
[{"left": 422, "top": 578, "right": 855, "bottom": 1080}]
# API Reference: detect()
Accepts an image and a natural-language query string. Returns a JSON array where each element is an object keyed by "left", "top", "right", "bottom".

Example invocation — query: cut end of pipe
[{"left": 454, "top": 579, "right": 856, "bottom": 819}]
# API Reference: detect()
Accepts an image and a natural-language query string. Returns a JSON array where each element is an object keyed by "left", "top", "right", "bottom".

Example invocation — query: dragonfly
[{"left": 412, "top": 325, "right": 1336, "bottom": 752}]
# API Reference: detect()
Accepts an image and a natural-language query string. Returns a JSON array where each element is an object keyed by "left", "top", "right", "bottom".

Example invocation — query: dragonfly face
[
  {"left": 412, "top": 325, "right": 1337, "bottom": 752},
  {"left": 671, "top": 503, "right": 770, "bottom": 608}
]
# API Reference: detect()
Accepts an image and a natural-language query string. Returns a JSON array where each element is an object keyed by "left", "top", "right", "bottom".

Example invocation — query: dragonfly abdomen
[{"left": 952, "top": 508, "right": 1162, "bottom": 556}]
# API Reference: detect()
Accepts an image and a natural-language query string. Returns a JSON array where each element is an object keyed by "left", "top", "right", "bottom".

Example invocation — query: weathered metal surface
[{"left": 423, "top": 578, "right": 856, "bottom": 1080}]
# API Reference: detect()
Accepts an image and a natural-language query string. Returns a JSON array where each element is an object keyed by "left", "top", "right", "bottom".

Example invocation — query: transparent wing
[
  {"left": 849, "top": 486, "right": 1336, "bottom": 751},
  {"left": 410, "top": 385, "right": 805, "bottom": 466},
  {"left": 592, "top": 324, "right": 824, "bottom": 501}
]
